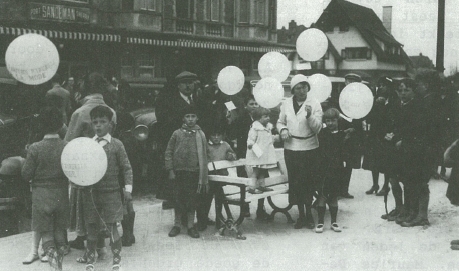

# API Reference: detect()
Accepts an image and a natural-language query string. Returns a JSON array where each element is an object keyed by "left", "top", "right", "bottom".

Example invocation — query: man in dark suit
[{"left": 156, "top": 71, "right": 199, "bottom": 209}]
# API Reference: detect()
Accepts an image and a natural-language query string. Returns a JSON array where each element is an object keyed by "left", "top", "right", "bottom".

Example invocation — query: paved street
[{"left": 1, "top": 168, "right": 459, "bottom": 271}]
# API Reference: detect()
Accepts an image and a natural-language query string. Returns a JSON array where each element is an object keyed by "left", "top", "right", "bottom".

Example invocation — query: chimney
[
  {"left": 289, "top": 20, "right": 297, "bottom": 30},
  {"left": 382, "top": 6, "right": 392, "bottom": 33}
]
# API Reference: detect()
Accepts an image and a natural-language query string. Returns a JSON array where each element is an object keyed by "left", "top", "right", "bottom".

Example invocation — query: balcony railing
[
  {"left": 206, "top": 24, "right": 221, "bottom": 36},
  {"left": 176, "top": 19, "right": 193, "bottom": 34}
]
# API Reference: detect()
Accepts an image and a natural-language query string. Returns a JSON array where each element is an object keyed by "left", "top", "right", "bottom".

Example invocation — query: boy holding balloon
[{"left": 84, "top": 105, "right": 133, "bottom": 271}]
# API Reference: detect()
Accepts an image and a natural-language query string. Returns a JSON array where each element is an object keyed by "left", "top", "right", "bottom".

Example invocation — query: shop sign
[{"left": 29, "top": 2, "right": 90, "bottom": 23}]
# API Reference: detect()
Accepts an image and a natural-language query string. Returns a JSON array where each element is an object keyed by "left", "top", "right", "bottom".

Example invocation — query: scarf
[{"left": 181, "top": 124, "right": 209, "bottom": 193}]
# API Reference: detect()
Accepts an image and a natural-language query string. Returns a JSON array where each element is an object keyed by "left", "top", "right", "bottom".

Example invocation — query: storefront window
[{"left": 121, "top": 51, "right": 156, "bottom": 79}]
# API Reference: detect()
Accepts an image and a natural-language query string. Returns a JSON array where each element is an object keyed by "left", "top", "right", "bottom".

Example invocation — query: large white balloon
[
  {"left": 217, "top": 66, "right": 245, "bottom": 95},
  {"left": 296, "top": 28, "right": 328, "bottom": 62},
  {"left": 61, "top": 138, "right": 108, "bottom": 186},
  {"left": 308, "top": 74, "right": 332, "bottom": 103},
  {"left": 339, "top": 82, "right": 374, "bottom": 119},
  {"left": 253, "top": 77, "right": 284, "bottom": 109},
  {"left": 258, "top": 52, "right": 291, "bottom": 82},
  {"left": 5, "top": 34, "right": 59, "bottom": 85}
]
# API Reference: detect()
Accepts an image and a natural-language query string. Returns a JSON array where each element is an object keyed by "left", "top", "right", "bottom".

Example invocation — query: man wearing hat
[{"left": 156, "top": 71, "right": 200, "bottom": 210}]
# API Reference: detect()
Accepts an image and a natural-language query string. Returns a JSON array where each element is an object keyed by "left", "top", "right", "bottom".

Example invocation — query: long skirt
[
  {"left": 284, "top": 148, "right": 320, "bottom": 205},
  {"left": 32, "top": 187, "right": 69, "bottom": 232}
]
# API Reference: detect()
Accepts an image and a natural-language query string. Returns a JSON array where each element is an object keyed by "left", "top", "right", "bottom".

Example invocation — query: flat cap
[
  {"left": 344, "top": 73, "right": 362, "bottom": 82},
  {"left": 175, "top": 71, "right": 198, "bottom": 82}
]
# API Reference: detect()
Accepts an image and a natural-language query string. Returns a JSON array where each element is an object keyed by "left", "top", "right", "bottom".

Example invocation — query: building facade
[
  {"left": 278, "top": 0, "right": 412, "bottom": 83},
  {"left": 0, "top": 0, "right": 295, "bottom": 91}
]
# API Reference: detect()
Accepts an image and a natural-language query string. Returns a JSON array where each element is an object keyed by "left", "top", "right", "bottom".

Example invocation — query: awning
[
  {"left": 0, "top": 26, "right": 121, "bottom": 42},
  {"left": 126, "top": 37, "right": 295, "bottom": 53}
]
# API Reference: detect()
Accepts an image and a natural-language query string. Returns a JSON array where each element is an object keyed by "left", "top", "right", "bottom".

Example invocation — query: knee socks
[
  {"left": 86, "top": 239, "right": 97, "bottom": 265},
  {"left": 110, "top": 239, "right": 122, "bottom": 266}
]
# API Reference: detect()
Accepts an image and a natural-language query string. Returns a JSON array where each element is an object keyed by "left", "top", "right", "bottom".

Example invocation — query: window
[
  {"left": 342, "top": 47, "right": 371, "bottom": 60},
  {"left": 121, "top": 51, "right": 156, "bottom": 79},
  {"left": 240, "top": 0, "right": 249, "bottom": 23},
  {"left": 176, "top": 0, "right": 194, "bottom": 19},
  {"left": 137, "top": 54, "right": 155, "bottom": 78},
  {"left": 385, "top": 44, "right": 400, "bottom": 55},
  {"left": 254, "top": 0, "right": 265, "bottom": 24},
  {"left": 139, "top": 0, "right": 156, "bottom": 11},
  {"left": 209, "top": 0, "right": 220, "bottom": 21}
]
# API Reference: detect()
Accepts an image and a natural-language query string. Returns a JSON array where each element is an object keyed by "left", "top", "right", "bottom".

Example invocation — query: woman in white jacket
[{"left": 277, "top": 74, "right": 323, "bottom": 229}]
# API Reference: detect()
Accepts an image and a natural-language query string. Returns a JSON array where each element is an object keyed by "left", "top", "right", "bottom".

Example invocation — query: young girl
[
  {"left": 246, "top": 107, "right": 279, "bottom": 194},
  {"left": 316, "top": 108, "right": 346, "bottom": 233},
  {"left": 22, "top": 106, "right": 70, "bottom": 271}
]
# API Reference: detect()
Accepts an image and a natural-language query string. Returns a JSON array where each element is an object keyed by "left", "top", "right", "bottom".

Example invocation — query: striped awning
[
  {"left": 0, "top": 26, "right": 121, "bottom": 42},
  {"left": 126, "top": 37, "right": 295, "bottom": 53}
]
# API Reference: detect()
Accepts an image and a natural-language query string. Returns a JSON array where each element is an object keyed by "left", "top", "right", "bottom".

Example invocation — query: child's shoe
[
  {"left": 41, "top": 254, "right": 48, "bottom": 263},
  {"left": 330, "top": 223, "right": 342, "bottom": 232},
  {"left": 258, "top": 186, "right": 273, "bottom": 192},
  {"left": 248, "top": 188, "right": 262, "bottom": 194},
  {"left": 85, "top": 264, "right": 95, "bottom": 271},
  {"left": 112, "top": 264, "right": 121, "bottom": 271},
  {"left": 315, "top": 224, "right": 324, "bottom": 233},
  {"left": 22, "top": 252, "right": 39, "bottom": 264}
]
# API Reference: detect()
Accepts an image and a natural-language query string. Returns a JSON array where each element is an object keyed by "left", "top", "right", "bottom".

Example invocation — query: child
[
  {"left": 21, "top": 106, "right": 70, "bottom": 271},
  {"left": 165, "top": 106, "right": 209, "bottom": 238},
  {"left": 316, "top": 108, "right": 347, "bottom": 233},
  {"left": 196, "top": 127, "right": 237, "bottom": 231},
  {"left": 246, "top": 107, "right": 278, "bottom": 194},
  {"left": 84, "top": 105, "right": 133, "bottom": 271}
]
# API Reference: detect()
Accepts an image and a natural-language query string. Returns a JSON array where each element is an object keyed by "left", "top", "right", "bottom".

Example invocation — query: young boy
[
  {"left": 22, "top": 106, "right": 70, "bottom": 271},
  {"left": 197, "top": 127, "right": 237, "bottom": 231},
  {"left": 84, "top": 105, "right": 133, "bottom": 271},
  {"left": 165, "top": 106, "right": 209, "bottom": 238},
  {"left": 316, "top": 108, "right": 347, "bottom": 233}
]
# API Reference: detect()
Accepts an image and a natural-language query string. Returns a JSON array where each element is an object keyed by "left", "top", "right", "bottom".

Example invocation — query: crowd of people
[{"left": 5, "top": 68, "right": 459, "bottom": 271}]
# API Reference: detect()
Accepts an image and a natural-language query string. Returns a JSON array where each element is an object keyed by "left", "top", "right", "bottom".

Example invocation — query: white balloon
[
  {"left": 253, "top": 77, "right": 284, "bottom": 109},
  {"left": 5, "top": 34, "right": 59, "bottom": 85},
  {"left": 217, "top": 66, "right": 245, "bottom": 95},
  {"left": 296, "top": 28, "right": 328, "bottom": 62},
  {"left": 308, "top": 74, "right": 332, "bottom": 103},
  {"left": 258, "top": 52, "right": 291, "bottom": 82},
  {"left": 61, "top": 138, "right": 108, "bottom": 186},
  {"left": 339, "top": 83, "right": 374, "bottom": 119}
]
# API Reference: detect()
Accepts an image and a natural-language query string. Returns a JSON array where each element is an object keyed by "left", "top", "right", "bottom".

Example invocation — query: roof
[
  {"left": 316, "top": 0, "right": 412, "bottom": 66},
  {"left": 409, "top": 54, "right": 435, "bottom": 69}
]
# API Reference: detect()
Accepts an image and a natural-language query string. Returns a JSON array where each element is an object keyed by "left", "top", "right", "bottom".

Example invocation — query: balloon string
[{"left": 90, "top": 188, "right": 123, "bottom": 244}]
